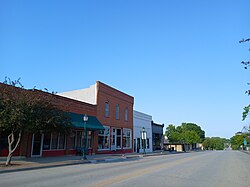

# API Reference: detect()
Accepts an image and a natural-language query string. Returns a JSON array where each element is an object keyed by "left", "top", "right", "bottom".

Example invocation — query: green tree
[
  {"left": 165, "top": 123, "right": 204, "bottom": 144},
  {"left": 0, "top": 80, "right": 71, "bottom": 166},
  {"left": 240, "top": 38, "right": 250, "bottom": 120},
  {"left": 165, "top": 124, "right": 182, "bottom": 143},
  {"left": 202, "top": 137, "right": 227, "bottom": 150},
  {"left": 230, "top": 134, "right": 248, "bottom": 150},
  {"left": 181, "top": 123, "right": 205, "bottom": 142},
  {"left": 182, "top": 130, "right": 201, "bottom": 144}
]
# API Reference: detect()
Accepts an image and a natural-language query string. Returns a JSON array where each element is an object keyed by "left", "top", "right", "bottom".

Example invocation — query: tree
[
  {"left": 0, "top": 79, "right": 71, "bottom": 166},
  {"left": 202, "top": 137, "right": 228, "bottom": 150},
  {"left": 181, "top": 123, "right": 205, "bottom": 142},
  {"left": 240, "top": 38, "right": 250, "bottom": 120},
  {"left": 230, "top": 134, "right": 248, "bottom": 150},
  {"left": 182, "top": 130, "right": 201, "bottom": 144},
  {"left": 165, "top": 123, "right": 204, "bottom": 144},
  {"left": 165, "top": 124, "right": 181, "bottom": 143}
]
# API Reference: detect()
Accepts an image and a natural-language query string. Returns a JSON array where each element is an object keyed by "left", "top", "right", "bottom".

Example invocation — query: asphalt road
[{"left": 0, "top": 150, "right": 250, "bottom": 187}]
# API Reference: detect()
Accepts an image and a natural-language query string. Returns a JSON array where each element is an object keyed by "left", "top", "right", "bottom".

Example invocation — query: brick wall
[{"left": 96, "top": 81, "right": 134, "bottom": 129}]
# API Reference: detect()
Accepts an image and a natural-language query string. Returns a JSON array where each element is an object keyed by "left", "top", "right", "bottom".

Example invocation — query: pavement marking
[{"left": 87, "top": 153, "right": 208, "bottom": 187}]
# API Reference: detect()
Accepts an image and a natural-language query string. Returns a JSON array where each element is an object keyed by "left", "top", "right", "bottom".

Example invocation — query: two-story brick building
[{"left": 58, "top": 81, "right": 134, "bottom": 154}]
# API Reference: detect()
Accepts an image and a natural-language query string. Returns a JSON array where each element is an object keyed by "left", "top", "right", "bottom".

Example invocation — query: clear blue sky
[{"left": 1, "top": 0, "right": 250, "bottom": 139}]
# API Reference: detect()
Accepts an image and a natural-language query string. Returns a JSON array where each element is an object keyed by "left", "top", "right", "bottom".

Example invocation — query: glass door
[
  {"left": 111, "top": 128, "right": 116, "bottom": 151},
  {"left": 31, "top": 133, "right": 43, "bottom": 157}
]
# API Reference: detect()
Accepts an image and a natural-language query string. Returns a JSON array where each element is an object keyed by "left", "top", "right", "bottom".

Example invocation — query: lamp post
[
  {"left": 141, "top": 127, "right": 146, "bottom": 154},
  {"left": 83, "top": 114, "right": 88, "bottom": 160}
]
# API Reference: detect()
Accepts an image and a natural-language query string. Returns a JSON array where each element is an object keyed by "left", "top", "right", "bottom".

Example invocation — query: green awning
[{"left": 68, "top": 112, "right": 104, "bottom": 130}]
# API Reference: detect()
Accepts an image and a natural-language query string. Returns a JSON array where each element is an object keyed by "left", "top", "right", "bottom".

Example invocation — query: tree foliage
[
  {"left": 240, "top": 38, "right": 250, "bottom": 120},
  {"left": 230, "top": 134, "right": 249, "bottom": 150},
  {"left": 202, "top": 137, "right": 228, "bottom": 150},
  {"left": 165, "top": 123, "right": 204, "bottom": 144},
  {"left": 0, "top": 79, "right": 71, "bottom": 165}
]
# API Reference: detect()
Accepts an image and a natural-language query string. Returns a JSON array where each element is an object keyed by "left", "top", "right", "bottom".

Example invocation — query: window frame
[
  {"left": 98, "top": 126, "right": 110, "bottom": 150},
  {"left": 116, "top": 104, "right": 120, "bottom": 120},
  {"left": 125, "top": 107, "right": 128, "bottom": 121},
  {"left": 122, "top": 128, "right": 132, "bottom": 149},
  {"left": 105, "top": 101, "right": 109, "bottom": 117}
]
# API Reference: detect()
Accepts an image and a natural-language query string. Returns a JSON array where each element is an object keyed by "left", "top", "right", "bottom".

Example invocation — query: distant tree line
[{"left": 202, "top": 137, "right": 229, "bottom": 150}]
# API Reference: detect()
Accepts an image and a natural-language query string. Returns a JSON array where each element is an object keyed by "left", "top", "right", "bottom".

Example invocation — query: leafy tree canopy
[
  {"left": 165, "top": 123, "right": 204, "bottom": 144},
  {"left": 0, "top": 78, "right": 71, "bottom": 165}
]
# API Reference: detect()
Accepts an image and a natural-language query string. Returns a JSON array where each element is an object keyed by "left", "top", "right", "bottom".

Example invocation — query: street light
[
  {"left": 141, "top": 127, "right": 147, "bottom": 154},
  {"left": 82, "top": 114, "right": 88, "bottom": 160}
]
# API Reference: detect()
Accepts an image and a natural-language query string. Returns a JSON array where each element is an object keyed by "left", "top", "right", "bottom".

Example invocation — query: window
[
  {"left": 116, "top": 104, "right": 120, "bottom": 120},
  {"left": 147, "top": 138, "right": 150, "bottom": 149},
  {"left": 105, "top": 101, "right": 109, "bottom": 117},
  {"left": 51, "top": 133, "right": 59, "bottom": 149},
  {"left": 116, "top": 129, "right": 122, "bottom": 149},
  {"left": 123, "top": 128, "right": 132, "bottom": 149},
  {"left": 69, "top": 131, "right": 76, "bottom": 149},
  {"left": 76, "top": 131, "right": 82, "bottom": 147},
  {"left": 43, "top": 133, "right": 51, "bottom": 150},
  {"left": 59, "top": 134, "right": 66, "bottom": 149},
  {"left": 125, "top": 107, "right": 128, "bottom": 121},
  {"left": 43, "top": 133, "right": 66, "bottom": 150},
  {"left": 98, "top": 126, "right": 110, "bottom": 150}
]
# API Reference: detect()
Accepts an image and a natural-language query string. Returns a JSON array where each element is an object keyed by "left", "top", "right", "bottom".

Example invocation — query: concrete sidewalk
[{"left": 0, "top": 151, "right": 170, "bottom": 174}]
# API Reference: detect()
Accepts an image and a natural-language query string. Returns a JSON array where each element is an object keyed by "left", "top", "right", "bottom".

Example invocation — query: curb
[
  {"left": 0, "top": 152, "right": 173, "bottom": 174},
  {"left": 0, "top": 156, "right": 142, "bottom": 174}
]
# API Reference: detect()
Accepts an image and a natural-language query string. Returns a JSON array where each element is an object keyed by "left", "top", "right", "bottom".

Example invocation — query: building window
[
  {"left": 125, "top": 107, "right": 128, "bottom": 121},
  {"left": 123, "top": 128, "right": 132, "bottom": 149},
  {"left": 69, "top": 131, "right": 76, "bottom": 149},
  {"left": 116, "top": 104, "right": 120, "bottom": 120},
  {"left": 105, "top": 101, "right": 109, "bottom": 117},
  {"left": 59, "top": 134, "right": 66, "bottom": 149},
  {"left": 51, "top": 133, "right": 59, "bottom": 149},
  {"left": 116, "top": 129, "right": 122, "bottom": 149},
  {"left": 98, "top": 126, "right": 110, "bottom": 150},
  {"left": 147, "top": 138, "right": 150, "bottom": 149},
  {"left": 76, "top": 131, "right": 82, "bottom": 147},
  {"left": 43, "top": 133, "right": 51, "bottom": 150},
  {"left": 43, "top": 133, "right": 66, "bottom": 150}
]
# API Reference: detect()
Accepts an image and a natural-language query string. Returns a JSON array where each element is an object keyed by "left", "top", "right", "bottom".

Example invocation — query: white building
[{"left": 133, "top": 110, "right": 153, "bottom": 153}]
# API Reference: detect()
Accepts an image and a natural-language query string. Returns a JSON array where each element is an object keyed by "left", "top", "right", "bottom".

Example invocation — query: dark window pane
[{"left": 43, "top": 133, "right": 51, "bottom": 150}]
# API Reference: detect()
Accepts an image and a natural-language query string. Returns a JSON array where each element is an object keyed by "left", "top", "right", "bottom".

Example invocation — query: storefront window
[
  {"left": 76, "top": 131, "right": 82, "bottom": 147},
  {"left": 51, "top": 133, "right": 58, "bottom": 149},
  {"left": 59, "top": 134, "right": 66, "bottom": 149},
  {"left": 123, "top": 128, "right": 131, "bottom": 149},
  {"left": 98, "top": 126, "right": 110, "bottom": 150},
  {"left": 43, "top": 133, "right": 51, "bottom": 150},
  {"left": 69, "top": 131, "right": 76, "bottom": 149}
]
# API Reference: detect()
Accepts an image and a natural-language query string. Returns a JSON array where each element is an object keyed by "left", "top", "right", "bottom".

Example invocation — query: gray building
[{"left": 151, "top": 121, "right": 164, "bottom": 151}]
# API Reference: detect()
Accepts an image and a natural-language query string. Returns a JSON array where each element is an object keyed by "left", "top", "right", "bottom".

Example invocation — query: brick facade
[
  {"left": 0, "top": 81, "right": 134, "bottom": 157},
  {"left": 0, "top": 83, "right": 97, "bottom": 157},
  {"left": 95, "top": 81, "right": 134, "bottom": 154}
]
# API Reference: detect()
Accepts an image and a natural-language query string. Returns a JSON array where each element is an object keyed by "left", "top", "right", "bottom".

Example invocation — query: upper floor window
[
  {"left": 105, "top": 101, "right": 109, "bottom": 117},
  {"left": 116, "top": 104, "right": 120, "bottom": 120},
  {"left": 125, "top": 107, "right": 128, "bottom": 121}
]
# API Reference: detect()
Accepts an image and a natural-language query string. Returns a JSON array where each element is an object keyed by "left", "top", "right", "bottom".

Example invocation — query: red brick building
[
  {"left": 59, "top": 81, "right": 134, "bottom": 154},
  {"left": 0, "top": 83, "right": 101, "bottom": 157},
  {"left": 0, "top": 81, "right": 134, "bottom": 157}
]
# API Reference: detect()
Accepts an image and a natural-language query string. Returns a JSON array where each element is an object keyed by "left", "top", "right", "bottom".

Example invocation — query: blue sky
[{"left": 1, "top": 0, "right": 250, "bottom": 138}]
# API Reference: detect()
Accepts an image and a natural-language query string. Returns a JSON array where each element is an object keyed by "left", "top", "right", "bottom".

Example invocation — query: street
[{"left": 0, "top": 151, "right": 250, "bottom": 187}]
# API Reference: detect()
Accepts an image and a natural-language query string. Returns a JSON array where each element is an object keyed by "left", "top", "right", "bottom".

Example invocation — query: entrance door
[
  {"left": 111, "top": 128, "right": 116, "bottom": 151},
  {"left": 31, "top": 133, "right": 43, "bottom": 157}
]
